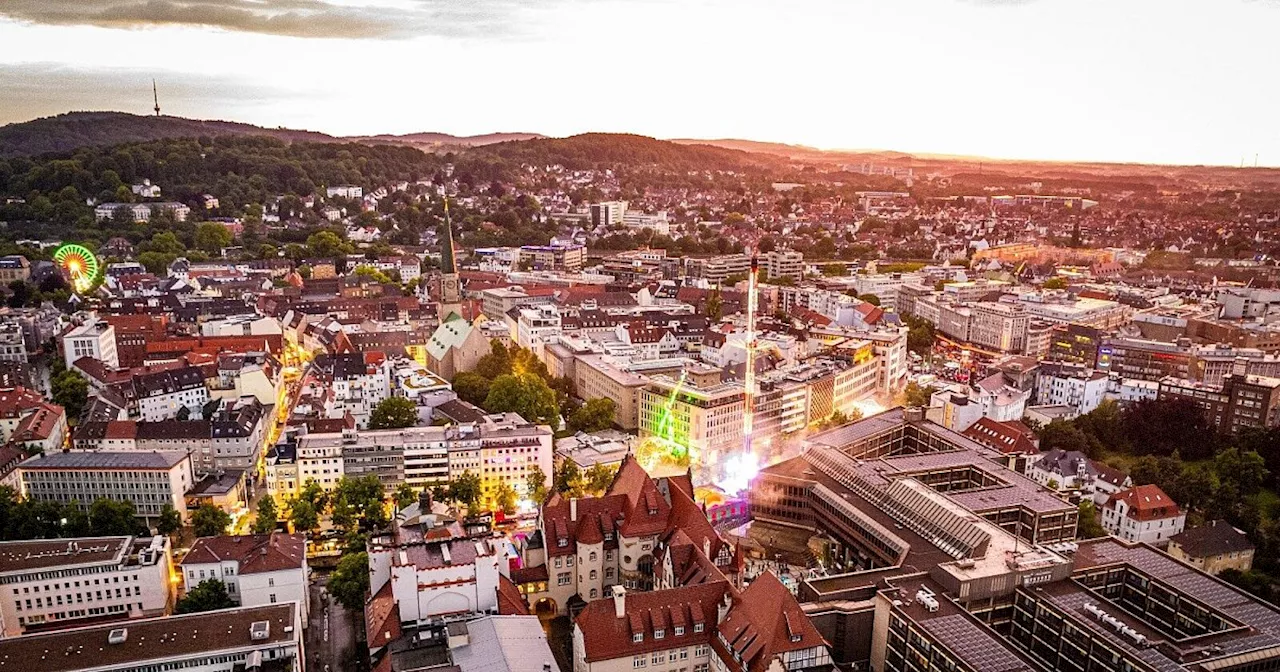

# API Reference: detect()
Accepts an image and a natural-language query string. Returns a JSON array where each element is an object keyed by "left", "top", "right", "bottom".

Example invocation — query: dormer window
[
  {"left": 655, "top": 629, "right": 665, "bottom": 640},
  {"left": 790, "top": 634, "right": 802, "bottom": 643},
  {"left": 558, "top": 538, "right": 567, "bottom": 548},
  {"left": 694, "top": 623, "right": 704, "bottom": 633},
  {"left": 675, "top": 626, "right": 685, "bottom": 636},
  {"left": 633, "top": 633, "right": 643, "bottom": 643}
]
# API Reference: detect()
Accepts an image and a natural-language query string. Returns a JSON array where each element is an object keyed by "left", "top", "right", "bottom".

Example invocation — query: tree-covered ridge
[
  {"left": 474, "top": 133, "right": 778, "bottom": 172},
  {"left": 0, "top": 111, "right": 338, "bottom": 158}
]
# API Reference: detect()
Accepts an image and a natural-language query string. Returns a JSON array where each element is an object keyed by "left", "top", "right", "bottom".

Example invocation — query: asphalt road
[{"left": 307, "top": 575, "right": 357, "bottom": 672}]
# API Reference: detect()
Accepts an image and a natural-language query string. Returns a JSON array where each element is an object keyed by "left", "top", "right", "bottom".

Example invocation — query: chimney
[
  {"left": 418, "top": 489, "right": 432, "bottom": 512},
  {"left": 717, "top": 589, "right": 732, "bottom": 623},
  {"left": 612, "top": 585, "right": 626, "bottom": 618},
  {"left": 571, "top": 497, "right": 578, "bottom": 522},
  {"left": 1232, "top": 357, "right": 1249, "bottom": 378}
]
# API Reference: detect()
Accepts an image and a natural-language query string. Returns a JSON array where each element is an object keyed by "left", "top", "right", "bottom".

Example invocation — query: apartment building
[
  {"left": 601, "top": 249, "right": 671, "bottom": 284},
  {"left": 518, "top": 244, "right": 586, "bottom": 272},
  {"left": 93, "top": 201, "right": 191, "bottom": 223},
  {"left": 282, "top": 414, "right": 553, "bottom": 504},
  {"left": 1034, "top": 362, "right": 1108, "bottom": 415},
  {"left": 1167, "top": 520, "right": 1255, "bottom": 575},
  {"left": 574, "top": 354, "right": 649, "bottom": 430},
  {"left": 590, "top": 201, "right": 628, "bottom": 227},
  {"left": 1157, "top": 373, "right": 1280, "bottom": 432},
  {"left": 134, "top": 365, "right": 210, "bottom": 422},
  {"left": 517, "top": 305, "right": 563, "bottom": 351},
  {"left": 63, "top": 317, "right": 119, "bottom": 369},
  {"left": 764, "top": 249, "right": 804, "bottom": 281},
  {"left": 19, "top": 451, "right": 194, "bottom": 525},
  {"left": 685, "top": 255, "right": 750, "bottom": 285},
  {"left": 0, "top": 535, "right": 172, "bottom": 636},
  {"left": 180, "top": 533, "right": 309, "bottom": 626}
]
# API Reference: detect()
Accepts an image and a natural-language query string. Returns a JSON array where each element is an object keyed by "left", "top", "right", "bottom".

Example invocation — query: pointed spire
[{"left": 441, "top": 195, "right": 457, "bottom": 276}]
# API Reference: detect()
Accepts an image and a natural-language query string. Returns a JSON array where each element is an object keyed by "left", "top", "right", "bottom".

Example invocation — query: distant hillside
[
  {"left": 670, "top": 137, "right": 917, "bottom": 164},
  {"left": 351, "top": 131, "right": 546, "bottom": 148},
  {"left": 474, "top": 133, "right": 776, "bottom": 171},
  {"left": 0, "top": 111, "right": 339, "bottom": 158}
]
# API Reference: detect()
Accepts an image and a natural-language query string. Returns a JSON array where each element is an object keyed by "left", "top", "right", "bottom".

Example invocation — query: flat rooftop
[
  {"left": 20, "top": 450, "right": 188, "bottom": 470},
  {"left": 0, "top": 537, "right": 130, "bottom": 575},
  {"left": 0, "top": 603, "right": 298, "bottom": 672}
]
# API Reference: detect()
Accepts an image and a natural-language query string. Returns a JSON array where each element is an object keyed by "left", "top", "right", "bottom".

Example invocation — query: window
[
  {"left": 633, "top": 657, "right": 646, "bottom": 668},
  {"left": 558, "top": 573, "right": 571, "bottom": 586},
  {"left": 675, "top": 626, "right": 685, "bottom": 636},
  {"left": 652, "top": 653, "right": 664, "bottom": 665},
  {"left": 695, "top": 645, "right": 709, "bottom": 657},
  {"left": 633, "top": 633, "right": 644, "bottom": 643},
  {"left": 270, "top": 594, "right": 277, "bottom": 603},
  {"left": 694, "top": 624, "right": 704, "bottom": 634},
  {"left": 590, "top": 552, "right": 598, "bottom": 562},
  {"left": 655, "top": 629, "right": 665, "bottom": 639}
]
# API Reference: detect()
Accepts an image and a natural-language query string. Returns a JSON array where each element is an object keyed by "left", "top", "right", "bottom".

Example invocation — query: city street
[{"left": 306, "top": 574, "right": 358, "bottom": 672}]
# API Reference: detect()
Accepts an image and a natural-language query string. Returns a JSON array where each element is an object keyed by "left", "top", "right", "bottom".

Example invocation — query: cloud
[
  {"left": 0, "top": 0, "right": 546, "bottom": 39},
  {"left": 0, "top": 62, "right": 286, "bottom": 125}
]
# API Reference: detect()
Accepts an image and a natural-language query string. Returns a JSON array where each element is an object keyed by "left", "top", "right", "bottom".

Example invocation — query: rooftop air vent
[
  {"left": 250, "top": 621, "right": 270, "bottom": 641},
  {"left": 108, "top": 628, "right": 128, "bottom": 645}
]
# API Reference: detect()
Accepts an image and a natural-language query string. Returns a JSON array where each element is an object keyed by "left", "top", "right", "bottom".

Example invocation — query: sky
[{"left": 1, "top": 0, "right": 1278, "bottom": 166}]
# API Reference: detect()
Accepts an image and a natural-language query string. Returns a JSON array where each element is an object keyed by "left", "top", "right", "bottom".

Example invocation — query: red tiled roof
[
  {"left": 1104, "top": 484, "right": 1181, "bottom": 521},
  {"left": 10, "top": 402, "right": 64, "bottom": 442},
  {"left": 0, "top": 387, "right": 44, "bottom": 419},
  {"left": 574, "top": 582, "right": 730, "bottom": 663},
  {"left": 962, "top": 417, "right": 1036, "bottom": 455},
  {"left": 364, "top": 580, "right": 401, "bottom": 649},
  {"left": 181, "top": 533, "right": 306, "bottom": 574},
  {"left": 496, "top": 575, "right": 530, "bottom": 616},
  {"left": 607, "top": 455, "right": 671, "bottom": 537}
]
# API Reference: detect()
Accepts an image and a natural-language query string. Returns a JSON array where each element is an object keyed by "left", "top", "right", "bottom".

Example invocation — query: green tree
[
  {"left": 903, "top": 315, "right": 936, "bottom": 356},
  {"left": 583, "top": 463, "right": 617, "bottom": 495},
  {"left": 52, "top": 368, "right": 89, "bottom": 420},
  {"left": 1214, "top": 448, "right": 1269, "bottom": 495},
  {"left": 857, "top": 293, "right": 881, "bottom": 306},
  {"left": 567, "top": 398, "right": 617, "bottom": 434},
  {"left": 553, "top": 459, "right": 583, "bottom": 496},
  {"left": 903, "top": 381, "right": 935, "bottom": 408},
  {"left": 484, "top": 373, "right": 560, "bottom": 428},
  {"left": 328, "top": 551, "right": 370, "bottom": 611},
  {"left": 157, "top": 504, "right": 183, "bottom": 536},
  {"left": 525, "top": 465, "right": 548, "bottom": 504},
  {"left": 1042, "top": 277, "right": 1068, "bottom": 290},
  {"left": 369, "top": 396, "right": 418, "bottom": 429},
  {"left": 493, "top": 482, "right": 518, "bottom": 515},
  {"left": 394, "top": 483, "right": 417, "bottom": 510},
  {"left": 288, "top": 498, "right": 319, "bottom": 533},
  {"left": 252, "top": 497, "right": 279, "bottom": 534},
  {"left": 306, "top": 230, "right": 347, "bottom": 258},
  {"left": 1077, "top": 501, "right": 1107, "bottom": 539},
  {"left": 1038, "top": 420, "right": 1099, "bottom": 457},
  {"left": 452, "top": 371, "right": 491, "bottom": 406},
  {"left": 706, "top": 288, "right": 723, "bottom": 321},
  {"left": 89, "top": 498, "right": 142, "bottom": 536},
  {"left": 475, "top": 340, "right": 513, "bottom": 379},
  {"left": 191, "top": 503, "right": 231, "bottom": 537},
  {"left": 446, "top": 471, "right": 482, "bottom": 509},
  {"left": 298, "top": 479, "right": 329, "bottom": 514},
  {"left": 175, "top": 579, "right": 236, "bottom": 614},
  {"left": 194, "top": 222, "right": 233, "bottom": 255}
]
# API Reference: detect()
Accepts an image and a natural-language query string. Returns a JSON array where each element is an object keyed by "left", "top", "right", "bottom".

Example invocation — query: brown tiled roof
[
  {"left": 10, "top": 401, "right": 64, "bottom": 442},
  {"left": 511, "top": 564, "right": 549, "bottom": 584},
  {"left": 181, "top": 533, "right": 306, "bottom": 574},
  {"left": 962, "top": 417, "right": 1036, "bottom": 455},
  {"left": 365, "top": 580, "right": 402, "bottom": 649},
  {"left": 0, "top": 386, "right": 44, "bottom": 419},
  {"left": 574, "top": 582, "right": 729, "bottom": 663},
  {"left": 496, "top": 575, "right": 530, "bottom": 616},
  {"left": 606, "top": 455, "right": 671, "bottom": 537},
  {"left": 717, "top": 572, "right": 826, "bottom": 672}
]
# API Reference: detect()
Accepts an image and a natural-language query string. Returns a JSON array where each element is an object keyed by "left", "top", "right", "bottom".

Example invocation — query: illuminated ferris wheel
[{"left": 54, "top": 244, "right": 100, "bottom": 294}]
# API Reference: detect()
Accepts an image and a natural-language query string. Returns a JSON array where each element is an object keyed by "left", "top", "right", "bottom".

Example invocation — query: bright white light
[
  {"left": 717, "top": 451, "right": 760, "bottom": 497},
  {"left": 516, "top": 497, "right": 537, "bottom": 515},
  {"left": 853, "top": 398, "right": 885, "bottom": 418}
]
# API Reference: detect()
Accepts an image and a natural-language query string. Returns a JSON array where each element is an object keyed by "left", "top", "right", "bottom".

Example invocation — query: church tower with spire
[{"left": 437, "top": 197, "right": 463, "bottom": 321}]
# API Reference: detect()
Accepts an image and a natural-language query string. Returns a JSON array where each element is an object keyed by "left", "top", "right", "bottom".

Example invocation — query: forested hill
[
  {"left": 0, "top": 112, "right": 340, "bottom": 158},
  {"left": 473, "top": 133, "right": 778, "bottom": 172}
]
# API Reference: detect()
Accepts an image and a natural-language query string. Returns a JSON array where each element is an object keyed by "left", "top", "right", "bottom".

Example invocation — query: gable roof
[
  {"left": 1103, "top": 484, "right": 1181, "bottom": 521},
  {"left": 962, "top": 417, "right": 1036, "bottom": 455},
  {"left": 181, "top": 533, "right": 306, "bottom": 573},
  {"left": 574, "top": 582, "right": 729, "bottom": 663},
  {"left": 716, "top": 572, "right": 826, "bottom": 672}
]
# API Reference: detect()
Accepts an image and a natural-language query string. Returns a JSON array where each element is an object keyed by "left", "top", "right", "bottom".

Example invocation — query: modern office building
[
  {"left": 19, "top": 451, "right": 194, "bottom": 525},
  {"left": 765, "top": 249, "right": 805, "bottom": 281},
  {"left": 1157, "top": 372, "right": 1280, "bottom": 432},
  {"left": 0, "top": 535, "right": 173, "bottom": 636}
]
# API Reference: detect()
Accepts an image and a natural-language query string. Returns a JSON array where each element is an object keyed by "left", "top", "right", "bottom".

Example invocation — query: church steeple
[{"left": 437, "top": 195, "right": 462, "bottom": 320}]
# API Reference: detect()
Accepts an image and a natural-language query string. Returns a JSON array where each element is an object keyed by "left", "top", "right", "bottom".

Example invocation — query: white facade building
[
  {"left": 1101, "top": 485, "right": 1186, "bottom": 546},
  {"left": 19, "top": 451, "right": 195, "bottom": 525},
  {"left": 180, "top": 533, "right": 309, "bottom": 626},
  {"left": 0, "top": 535, "right": 173, "bottom": 636},
  {"left": 63, "top": 318, "right": 118, "bottom": 370}
]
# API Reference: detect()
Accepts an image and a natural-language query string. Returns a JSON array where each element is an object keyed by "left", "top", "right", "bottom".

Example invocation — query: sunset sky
[{"left": 1, "top": 0, "right": 1278, "bottom": 166}]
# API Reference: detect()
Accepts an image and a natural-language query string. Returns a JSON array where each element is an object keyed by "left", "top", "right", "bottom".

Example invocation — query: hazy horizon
[{"left": 2, "top": 0, "right": 1279, "bottom": 167}]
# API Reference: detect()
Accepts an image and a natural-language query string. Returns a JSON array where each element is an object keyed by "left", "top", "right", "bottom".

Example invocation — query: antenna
[{"left": 153, "top": 79, "right": 160, "bottom": 117}]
